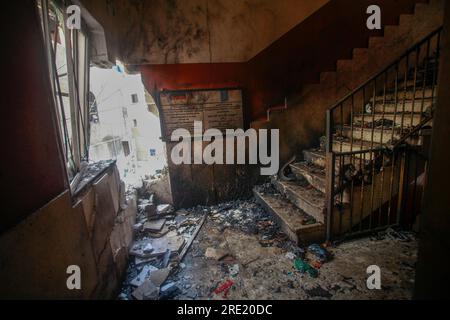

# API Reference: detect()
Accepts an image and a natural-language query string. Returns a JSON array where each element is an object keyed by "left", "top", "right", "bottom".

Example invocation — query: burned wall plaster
[
  {"left": 0, "top": 164, "right": 136, "bottom": 299},
  {"left": 81, "top": 0, "right": 329, "bottom": 65}
]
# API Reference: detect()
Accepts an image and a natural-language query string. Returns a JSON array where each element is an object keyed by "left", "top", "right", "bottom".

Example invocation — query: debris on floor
[
  {"left": 119, "top": 193, "right": 419, "bottom": 300},
  {"left": 118, "top": 186, "right": 207, "bottom": 300}
]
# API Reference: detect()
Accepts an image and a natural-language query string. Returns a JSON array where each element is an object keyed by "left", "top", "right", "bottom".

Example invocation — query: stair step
[
  {"left": 353, "top": 112, "right": 425, "bottom": 127},
  {"left": 289, "top": 162, "right": 326, "bottom": 193},
  {"left": 339, "top": 126, "right": 422, "bottom": 145},
  {"left": 272, "top": 179, "right": 326, "bottom": 223},
  {"left": 253, "top": 189, "right": 325, "bottom": 245},
  {"left": 303, "top": 148, "right": 366, "bottom": 170},
  {"left": 371, "top": 99, "right": 433, "bottom": 113},
  {"left": 332, "top": 138, "right": 381, "bottom": 155},
  {"left": 303, "top": 149, "right": 326, "bottom": 168},
  {"left": 373, "top": 88, "right": 434, "bottom": 102}
]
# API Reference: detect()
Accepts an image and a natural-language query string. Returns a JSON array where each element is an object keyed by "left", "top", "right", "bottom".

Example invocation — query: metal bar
[
  {"left": 369, "top": 80, "right": 377, "bottom": 229},
  {"left": 358, "top": 150, "right": 365, "bottom": 232},
  {"left": 63, "top": 13, "right": 81, "bottom": 170},
  {"left": 420, "top": 39, "right": 431, "bottom": 121},
  {"left": 326, "top": 110, "right": 333, "bottom": 154},
  {"left": 400, "top": 54, "right": 409, "bottom": 136},
  {"left": 350, "top": 95, "right": 355, "bottom": 164},
  {"left": 377, "top": 73, "right": 388, "bottom": 227},
  {"left": 431, "top": 31, "right": 441, "bottom": 99},
  {"left": 349, "top": 156, "right": 355, "bottom": 233},
  {"left": 387, "top": 150, "right": 397, "bottom": 224},
  {"left": 392, "top": 64, "right": 399, "bottom": 143},
  {"left": 325, "top": 152, "right": 336, "bottom": 241},
  {"left": 361, "top": 88, "right": 366, "bottom": 159},
  {"left": 410, "top": 47, "right": 420, "bottom": 128}
]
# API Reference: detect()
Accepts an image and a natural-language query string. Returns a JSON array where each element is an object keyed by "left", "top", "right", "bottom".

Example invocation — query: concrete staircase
[{"left": 255, "top": 55, "right": 437, "bottom": 245}]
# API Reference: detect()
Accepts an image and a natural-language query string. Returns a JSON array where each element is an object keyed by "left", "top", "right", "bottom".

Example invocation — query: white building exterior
[{"left": 89, "top": 66, "right": 166, "bottom": 186}]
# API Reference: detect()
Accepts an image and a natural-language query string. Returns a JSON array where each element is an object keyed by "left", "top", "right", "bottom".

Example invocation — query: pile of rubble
[
  {"left": 118, "top": 191, "right": 296, "bottom": 300},
  {"left": 118, "top": 189, "right": 207, "bottom": 300},
  {"left": 118, "top": 182, "right": 418, "bottom": 300}
]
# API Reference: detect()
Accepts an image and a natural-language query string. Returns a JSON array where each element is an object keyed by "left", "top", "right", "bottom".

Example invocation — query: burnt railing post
[{"left": 325, "top": 110, "right": 335, "bottom": 242}]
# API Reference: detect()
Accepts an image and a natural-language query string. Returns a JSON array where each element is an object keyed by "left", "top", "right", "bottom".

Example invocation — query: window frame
[{"left": 37, "top": 0, "right": 91, "bottom": 192}]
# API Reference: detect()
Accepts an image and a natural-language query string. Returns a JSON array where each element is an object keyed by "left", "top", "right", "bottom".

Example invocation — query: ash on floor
[{"left": 118, "top": 197, "right": 418, "bottom": 300}]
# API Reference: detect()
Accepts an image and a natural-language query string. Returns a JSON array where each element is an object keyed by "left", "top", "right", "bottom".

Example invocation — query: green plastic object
[{"left": 294, "top": 259, "right": 319, "bottom": 278}]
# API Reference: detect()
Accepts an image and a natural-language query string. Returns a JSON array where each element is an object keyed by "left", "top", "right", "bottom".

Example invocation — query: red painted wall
[
  {"left": 1, "top": 1, "right": 67, "bottom": 233},
  {"left": 141, "top": 0, "right": 426, "bottom": 122}
]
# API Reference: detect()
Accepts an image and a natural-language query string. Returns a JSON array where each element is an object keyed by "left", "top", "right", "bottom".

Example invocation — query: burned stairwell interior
[{"left": 1, "top": 0, "right": 450, "bottom": 300}]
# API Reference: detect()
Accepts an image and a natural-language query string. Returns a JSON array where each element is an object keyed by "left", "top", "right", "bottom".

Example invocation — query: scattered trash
[
  {"left": 214, "top": 279, "right": 235, "bottom": 299},
  {"left": 130, "top": 265, "right": 158, "bottom": 287},
  {"left": 308, "top": 244, "right": 333, "bottom": 263},
  {"left": 119, "top": 181, "right": 211, "bottom": 300},
  {"left": 313, "top": 261, "right": 323, "bottom": 269},
  {"left": 119, "top": 185, "right": 418, "bottom": 301},
  {"left": 294, "top": 258, "right": 319, "bottom": 278},
  {"left": 130, "top": 241, "right": 154, "bottom": 258},
  {"left": 160, "top": 282, "right": 180, "bottom": 300},
  {"left": 228, "top": 264, "right": 240, "bottom": 277},
  {"left": 132, "top": 280, "right": 159, "bottom": 300},
  {"left": 143, "top": 219, "right": 166, "bottom": 232},
  {"left": 285, "top": 252, "right": 296, "bottom": 260},
  {"left": 157, "top": 204, "right": 174, "bottom": 215}
]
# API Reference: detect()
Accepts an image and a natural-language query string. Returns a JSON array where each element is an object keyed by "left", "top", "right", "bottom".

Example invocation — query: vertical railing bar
[
  {"left": 387, "top": 150, "right": 397, "bottom": 224},
  {"left": 380, "top": 73, "right": 388, "bottom": 145},
  {"left": 400, "top": 54, "right": 409, "bottom": 137},
  {"left": 325, "top": 149, "right": 335, "bottom": 242},
  {"left": 361, "top": 88, "right": 366, "bottom": 163},
  {"left": 350, "top": 95, "right": 355, "bottom": 166},
  {"left": 420, "top": 39, "right": 431, "bottom": 121},
  {"left": 377, "top": 72, "right": 388, "bottom": 227},
  {"left": 359, "top": 151, "right": 365, "bottom": 232},
  {"left": 396, "top": 150, "right": 407, "bottom": 226},
  {"left": 359, "top": 88, "right": 366, "bottom": 232},
  {"left": 370, "top": 79, "right": 377, "bottom": 149},
  {"left": 369, "top": 79, "right": 377, "bottom": 230},
  {"left": 325, "top": 110, "right": 334, "bottom": 241},
  {"left": 378, "top": 153, "right": 386, "bottom": 226},
  {"left": 392, "top": 64, "right": 399, "bottom": 144},
  {"left": 432, "top": 31, "right": 441, "bottom": 98},
  {"left": 410, "top": 46, "right": 420, "bottom": 129},
  {"left": 349, "top": 161, "right": 354, "bottom": 233},
  {"left": 326, "top": 110, "right": 333, "bottom": 154}
]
